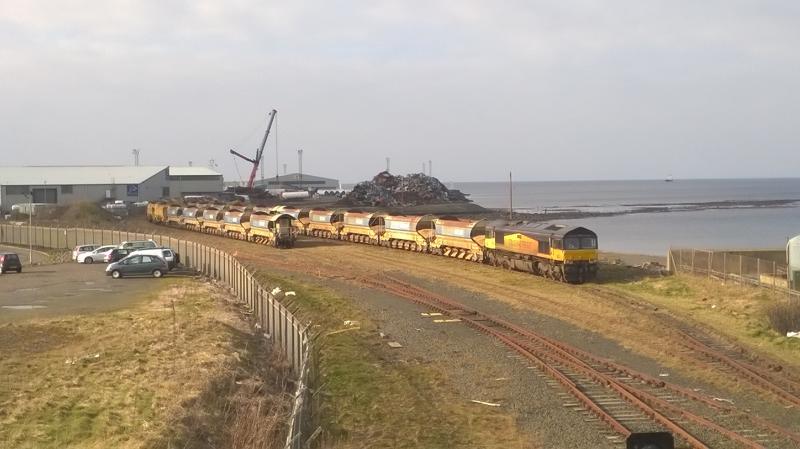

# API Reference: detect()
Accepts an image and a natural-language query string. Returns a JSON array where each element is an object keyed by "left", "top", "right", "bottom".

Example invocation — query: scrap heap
[{"left": 344, "top": 171, "right": 470, "bottom": 207}]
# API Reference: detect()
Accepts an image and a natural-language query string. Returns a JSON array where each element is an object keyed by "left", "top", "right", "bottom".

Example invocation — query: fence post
[
  {"left": 722, "top": 253, "right": 727, "bottom": 283},
  {"left": 691, "top": 249, "right": 695, "bottom": 274},
  {"left": 757, "top": 258, "right": 761, "bottom": 284},
  {"left": 739, "top": 255, "right": 743, "bottom": 285},
  {"left": 708, "top": 251, "right": 712, "bottom": 279}
]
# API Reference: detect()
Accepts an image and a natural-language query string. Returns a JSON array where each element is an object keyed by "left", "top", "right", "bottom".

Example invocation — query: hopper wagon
[
  {"left": 271, "top": 205, "right": 310, "bottom": 236},
  {"left": 341, "top": 211, "right": 385, "bottom": 244},
  {"left": 307, "top": 209, "right": 345, "bottom": 239},
  {"left": 165, "top": 204, "right": 184, "bottom": 226},
  {"left": 200, "top": 204, "right": 226, "bottom": 235},
  {"left": 250, "top": 211, "right": 296, "bottom": 248},
  {"left": 381, "top": 215, "right": 435, "bottom": 251},
  {"left": 181, "top": 205, "right": 204, "bottom": 231},
  {"left": 431, "top": 218, "right": 486, "bottom": 262},
  {"left": 222, "top": 205, "right": 251, "bottom": 240}
]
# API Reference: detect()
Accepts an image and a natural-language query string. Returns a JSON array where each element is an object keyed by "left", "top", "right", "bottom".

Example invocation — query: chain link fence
[
  {"left": 0, "top": 223, "right": 316, "bottom": 449},
  {"left": 668, "top": 247, "right": 796, "bottom": 295}
]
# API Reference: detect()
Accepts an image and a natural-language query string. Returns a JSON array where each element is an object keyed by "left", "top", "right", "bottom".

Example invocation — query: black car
[
  {"left": 0, "top": 252, "right": 22, "bottom": 274},
  {"left": 104, "top": 248, "right": 134, "bottom": 263}
]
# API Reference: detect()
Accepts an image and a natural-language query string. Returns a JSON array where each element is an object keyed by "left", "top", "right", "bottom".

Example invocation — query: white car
[
  {"left": 127, "top": 248, "right": 178, "bottom": 270},
  {"left": 77, "top": 245, "right": 117, "bottom": 264},
  {"left": 72, "top": 244, "right": 100, "bottom": 261}
]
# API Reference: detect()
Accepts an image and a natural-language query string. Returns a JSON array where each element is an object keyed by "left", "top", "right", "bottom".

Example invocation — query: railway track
[
  {"left": 357, "top": 274, "right": 800, "bottom": 449},
  {"left": 141, "top": 226, "right": 800, "bottom": 446}
]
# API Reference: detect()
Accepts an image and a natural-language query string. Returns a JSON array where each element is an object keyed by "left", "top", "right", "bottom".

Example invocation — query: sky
[{"left": 1, "top": 1, "right": 799, "bottom": 183}]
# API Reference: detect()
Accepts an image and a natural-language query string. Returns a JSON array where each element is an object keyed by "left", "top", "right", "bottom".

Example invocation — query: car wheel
[
  {"left": 152, "top": 269, "right": 163, "bottom": 278},
  {"left": 85, "top": 257, "right": 93, "bottom": 264},
  {"left": 111, "top": 270, "right": 122, "bottom": 279}
]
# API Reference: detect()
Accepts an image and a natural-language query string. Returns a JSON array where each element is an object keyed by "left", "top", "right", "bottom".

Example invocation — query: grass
[
  {"left": 0, "top": 279, "right": 290, "bottom": 449},
  {"left": 253, "top": 272, "right": 534, "bottom": 449},
  {"left": 611, "top": 272, "right": 800, "bottom": 364}
]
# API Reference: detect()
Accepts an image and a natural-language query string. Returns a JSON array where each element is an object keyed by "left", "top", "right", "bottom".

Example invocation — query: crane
[{"left": 229, "top": 109, "right": 277, "bottom": 190}]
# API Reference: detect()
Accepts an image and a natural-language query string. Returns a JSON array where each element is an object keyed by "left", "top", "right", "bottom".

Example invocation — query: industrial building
[
  {"left": 0, "top": 165, "right": 224, "bottom": 212},
  {"left": 168, "top": 166, "right": 224, "bottom": 196},
  {"left": 252, "top": 173, "right": 340, "bottom": 190}
]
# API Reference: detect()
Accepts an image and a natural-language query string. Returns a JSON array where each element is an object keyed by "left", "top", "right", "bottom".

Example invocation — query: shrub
[{"left": 766, "top": 299, "right": 800, "bottom": 334}]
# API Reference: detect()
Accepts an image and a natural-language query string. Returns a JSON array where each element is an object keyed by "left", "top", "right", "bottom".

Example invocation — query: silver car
[{"left": 105, "top": 254, "right": 168, "bottom": 279}]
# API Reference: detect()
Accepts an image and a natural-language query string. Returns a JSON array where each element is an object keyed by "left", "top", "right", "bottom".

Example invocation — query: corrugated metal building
[
  {"left": 169, "top": 166, "right": 224, "bottom": 196},
  {"left": 0, "top": 165, "right": 224, "bottom": 212},
  {"left": 252, "top": 173, "right": 340, "bottom": 190}
]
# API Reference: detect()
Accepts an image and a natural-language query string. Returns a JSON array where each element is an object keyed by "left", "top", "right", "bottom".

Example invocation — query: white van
[
  {"left": 118, "top": 240, "right": 158, "bottom": 250},
  {"left": 127, "top": 248, "right": 178, "bottom": 270}
]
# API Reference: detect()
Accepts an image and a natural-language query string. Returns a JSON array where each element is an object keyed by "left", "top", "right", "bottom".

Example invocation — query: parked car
[
  {"left": 104, "top": 248, "right": 135, "bottom": 263},
  {"left": 0, "top": 252, "right": 22, "bottom": 274},
  {"left": 128, "top": 248, "right": 179, "bottom": 270},
  {"left": 72, "top": 244, "right": 100, "bottom": 261},
  {"left": 118, "top": 240, "right": 158, "bottom": 250},
  {"left": 106, "top": 254, "right": 168, "bottom": 279},
  {"left": 77, "top": 245, "right": 117, "bottom": 264}
]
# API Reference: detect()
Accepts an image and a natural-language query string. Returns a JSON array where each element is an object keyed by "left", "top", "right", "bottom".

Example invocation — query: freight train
[{"left": 146, "top": 201, "right": 598, "bottom": 283}]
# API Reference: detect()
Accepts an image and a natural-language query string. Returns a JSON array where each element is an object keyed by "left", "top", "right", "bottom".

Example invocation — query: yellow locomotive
[{"left": 484, "top": 223, "right": 598, "bottom": 283}]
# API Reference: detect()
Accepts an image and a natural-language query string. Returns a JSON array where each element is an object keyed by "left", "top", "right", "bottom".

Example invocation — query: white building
[{"left": 0, "top": 165, "right": 224, "bottom": 212}]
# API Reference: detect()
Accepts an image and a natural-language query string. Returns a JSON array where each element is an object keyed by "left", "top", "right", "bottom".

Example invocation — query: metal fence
[
  {"left": 0, "top": 223, "right": 315, "bottom": 449},
  {"left": 668, "top": 247, "right": 795, "bottom": 295}
]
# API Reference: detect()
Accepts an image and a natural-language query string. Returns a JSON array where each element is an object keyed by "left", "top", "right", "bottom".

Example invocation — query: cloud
[{"left": 0, "top": 0, "right": 799, "bottom": 181}]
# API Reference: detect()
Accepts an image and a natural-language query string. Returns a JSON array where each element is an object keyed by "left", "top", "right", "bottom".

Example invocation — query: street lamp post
[{"left": 23, "top": 191, "right": 32, "bottom": 264}]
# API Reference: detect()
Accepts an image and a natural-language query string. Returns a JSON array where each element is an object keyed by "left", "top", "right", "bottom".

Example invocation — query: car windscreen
[{"left": 7, "top": 254, "right": 19, "bottom": 261}]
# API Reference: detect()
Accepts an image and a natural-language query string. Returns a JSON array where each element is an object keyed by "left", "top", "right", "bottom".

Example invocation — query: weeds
[{"left": 766, "top": 300, "right": 800, "bottom": 334}]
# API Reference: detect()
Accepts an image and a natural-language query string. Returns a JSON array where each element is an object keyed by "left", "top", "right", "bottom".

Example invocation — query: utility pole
[
  {"left": 429, "top": 160, "right": 432, "bottom": 177},
  {"left": 386, "top": 157, "right": 390, "bottom": 173},
  {"left": 422, "top": 162, "right": 426, "bottom": 174},
  {"left": 132, "top": 149, "right": 140, "bottom": 166},
  {"left": 508, "top": 171, "right": 513, "bottom": 220},
  {"left": 298, "top": 149, "right": 304, "bottom": 181}
]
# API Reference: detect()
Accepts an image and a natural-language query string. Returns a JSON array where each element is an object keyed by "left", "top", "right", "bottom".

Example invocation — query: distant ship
[{"left": 665, "top": 175, "right": 674, "bottom": 182}]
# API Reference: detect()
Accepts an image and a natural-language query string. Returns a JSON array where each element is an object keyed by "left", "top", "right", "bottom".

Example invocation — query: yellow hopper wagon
[
  {"left": 200, "top": 204, "right": 226, "bottom": 236},
  {"left": 181, "top": 205, "right": 204, "bottom": 231},
  {"left": 147, "top": 201, "right": 169, "bottom": 224},
  {"left": 341, "top": 211, "right": 385, "bottom": 245},
  {"left": 431, "top": 218, "right": 486, "bottom": 262},
  {"left": 271, "top": 205, "right": 310, "bottom": 236},
  {"left": 484, "top": 223, "right": 598, "bottom": 283},
  {"left": 381, "top": 215, "right": 435, "bottom": 252},
  {"left": 165, "top": 204, "right": 184, "bottom": 226},
  {"left": 307, "top": 209, "right": 345, "bottom": 239},
  {"left": 250, "top": 212, "right": 296, "bottom": 248},
  {"left": 222, "top": 205, "right": 252, "bottom": 240}
]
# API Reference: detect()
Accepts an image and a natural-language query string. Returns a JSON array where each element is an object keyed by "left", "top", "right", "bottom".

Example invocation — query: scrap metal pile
[{"left": 344, "top": 171, "right": 470, "bottom": 207}]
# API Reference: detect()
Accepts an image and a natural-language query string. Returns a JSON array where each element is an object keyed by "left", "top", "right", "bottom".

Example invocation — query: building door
[{"left": 32, "top": 188, "right": 58, "bottom": 203}]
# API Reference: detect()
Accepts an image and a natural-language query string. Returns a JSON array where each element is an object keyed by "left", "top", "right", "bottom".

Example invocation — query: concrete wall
[{"left": 169, "top": 177, "right": 223, "bottom": 197}]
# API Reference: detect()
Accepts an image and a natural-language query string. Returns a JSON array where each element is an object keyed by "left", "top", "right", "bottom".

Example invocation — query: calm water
[{"left": 451, "top": 179, "right": 800, "bottom": 256}]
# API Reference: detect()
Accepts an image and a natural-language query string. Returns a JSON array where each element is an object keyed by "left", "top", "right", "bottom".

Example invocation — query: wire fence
[
  {"left": 668, "top": 247, "right": 797, "bottom": 296},
  {"left": 0, "top": 223, "right": 316, "bottom": 449}
]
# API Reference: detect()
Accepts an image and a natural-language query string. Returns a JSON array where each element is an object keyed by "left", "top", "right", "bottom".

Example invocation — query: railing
[
  {"left": 668, "top": 247, "right": 797, "bottom": 296},
  {"left": 0, "top": 223, "right": 315, "bottom": 449}
]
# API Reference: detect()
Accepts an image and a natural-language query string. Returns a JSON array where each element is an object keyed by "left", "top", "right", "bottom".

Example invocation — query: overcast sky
[{"left": 1, "top": 1, "right": 799, "bottom": 183}]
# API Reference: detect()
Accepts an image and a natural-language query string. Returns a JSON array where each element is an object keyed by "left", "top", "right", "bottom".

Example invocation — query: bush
[{"left": 766, "top": 300, "right": 800, "bottom": 334}]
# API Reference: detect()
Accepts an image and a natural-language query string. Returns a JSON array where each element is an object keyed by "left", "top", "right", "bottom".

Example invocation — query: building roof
[
  {"left": 169, "top": 166, "right": 222, "bottom": 177},
  {"left": 0, "top": 166, "right": 168, "bottom": 185}
]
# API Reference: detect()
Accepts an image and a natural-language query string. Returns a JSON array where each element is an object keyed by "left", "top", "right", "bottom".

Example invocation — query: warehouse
[
  {"left": 0, "top": 165, "right": 218, "bottom": 212},
  {"left": 253, "top": 173, "right": 340, "bottom": 190}
]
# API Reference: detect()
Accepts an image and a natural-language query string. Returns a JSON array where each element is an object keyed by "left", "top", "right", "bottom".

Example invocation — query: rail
[
  {"left": 668, "top": 247, "right": 798, "bottom": 297},
  {"left": 0, "top": 223, "right": 315, "bottom": 449}
]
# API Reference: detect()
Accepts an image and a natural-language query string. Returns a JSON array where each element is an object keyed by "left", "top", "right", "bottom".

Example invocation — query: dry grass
[
  {"left": 255, "top": 272, "right": 536, "bottom": 449},
  {"left": 0, "top": 279, "right": 291, "bottom": 449},
  {"left": 765, "top": 300, "right": 800, "bottom": 335}
]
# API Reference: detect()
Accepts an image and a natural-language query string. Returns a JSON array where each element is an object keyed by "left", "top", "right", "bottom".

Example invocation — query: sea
[{"left": 450, "top": 178, "right": 800, "bottom": 256}]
